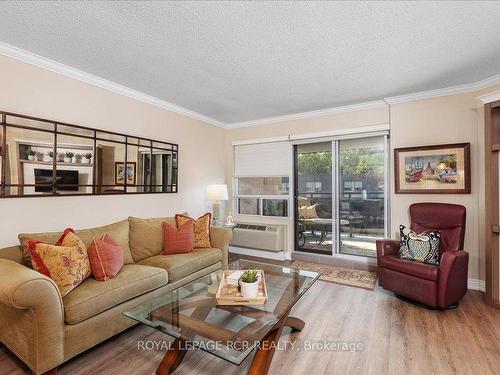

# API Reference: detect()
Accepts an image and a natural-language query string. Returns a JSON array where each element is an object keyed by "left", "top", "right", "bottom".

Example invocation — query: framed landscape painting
[
  {"left": 115, "top": 162, "right": 136, "bottom": 185},
  {"left": 394, "top": 143, "right": 470, "bottom": 194}
]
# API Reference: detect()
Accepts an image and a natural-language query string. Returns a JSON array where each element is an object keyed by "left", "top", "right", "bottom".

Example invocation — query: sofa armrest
[
  {"left": 0, "top": 259, "right": 64, "bottom": 374},
  {"left": 376, "top": 239, "right": 400, "bottom": 259},
  {"left": 210, "top": 227, "right": 233, "bottom": 268},
  {"left": 438, "top": 250, "right": 469, "bottom": 308}
]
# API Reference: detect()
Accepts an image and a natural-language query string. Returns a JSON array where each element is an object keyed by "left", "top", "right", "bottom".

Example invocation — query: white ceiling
[{"left": 1, "top": 1, "right": 500, "bottom": 126}]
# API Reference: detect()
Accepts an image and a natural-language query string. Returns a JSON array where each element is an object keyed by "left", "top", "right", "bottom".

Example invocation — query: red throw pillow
[
  {"left": 162, "top": 220, "right": 195, "bottom": 255},
  {"left": 87, "top": 234, "right": 124, "bottom": 281}
]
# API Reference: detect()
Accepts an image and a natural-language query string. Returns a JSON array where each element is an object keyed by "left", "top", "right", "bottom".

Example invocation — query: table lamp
[{"left": 207, "top": 184, "right": 228, "bottom": 226}]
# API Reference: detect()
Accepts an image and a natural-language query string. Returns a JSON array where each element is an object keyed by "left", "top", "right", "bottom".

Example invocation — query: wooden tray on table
[{"left": 215, "top": 270, "right": 268, "bottom": 305}]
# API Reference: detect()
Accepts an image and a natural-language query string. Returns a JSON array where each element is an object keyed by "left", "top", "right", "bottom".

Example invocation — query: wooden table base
[
  {"left": 156, "top": 338, "right": 187, "bottom": 375},
  {"left": 156, "top": 316, "right": 305, "bottom": 375},
  {"left": 247, "top": 314, "right": 304, "bottom": 375}
]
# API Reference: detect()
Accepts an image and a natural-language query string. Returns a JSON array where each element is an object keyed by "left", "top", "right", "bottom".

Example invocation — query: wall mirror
[{"left": 0, "top": 111, "right": 178, "bottom": 198}]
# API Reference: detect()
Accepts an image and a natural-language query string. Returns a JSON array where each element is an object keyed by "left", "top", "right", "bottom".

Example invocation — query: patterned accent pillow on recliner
[{"left": 398, "top": 225, "right": 440, "bottom": 265}]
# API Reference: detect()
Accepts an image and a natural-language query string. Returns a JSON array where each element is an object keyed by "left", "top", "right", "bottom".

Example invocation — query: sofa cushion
[
  {"left": 128, "top": 216, "right": 177, "bottom": 261},
  {"left": 137, "top": 248, "right": 222, "bottom": 282},
  {"left": 19, "top": 219, "right": 134, "bottom": 266},
  {"left": 63, "top": 264, "right": 168, "bottom": 325},
  {"left": 379, "top": 254, "right": 439, "bottom": 281}
]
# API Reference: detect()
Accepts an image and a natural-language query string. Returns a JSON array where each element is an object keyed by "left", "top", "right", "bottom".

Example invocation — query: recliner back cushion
[
  {"left": 128, "top": 216, "right": 176, "bottom": 261},
  {"left": 19, "top": 219, "right": 134, "bottom": 266},
  {"left": 409, "top": 203, "right": 466, "bottom": 252}
]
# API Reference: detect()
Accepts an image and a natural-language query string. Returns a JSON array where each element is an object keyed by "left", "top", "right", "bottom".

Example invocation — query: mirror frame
[{"left": 0, "top": 110, "right": 179, "bottom": 198}]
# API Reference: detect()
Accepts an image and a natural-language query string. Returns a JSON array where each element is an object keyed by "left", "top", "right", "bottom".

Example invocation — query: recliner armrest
[
  {"left": 0, "top": 259, "right": 64, "bottom": 374},
  {"left": 438, "top": 250, "right": 469, "bottom": 308},
  {"left": 376, "top": 239, "right": 400, "bottom": 259}
]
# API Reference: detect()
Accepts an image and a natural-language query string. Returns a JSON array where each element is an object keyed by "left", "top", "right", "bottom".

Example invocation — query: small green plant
[
  {"left": 65, "top": 151, "right": 75, "bottom": 158},
  {"left": 48, "top": 151, "right": 54, "bottom": 158},
  {"left": 83, "top": 153, "right": 92, "bottom": 160},
  {"left": 27, "top": 149, "right": 36, "bottom": 156},
  {"left": 240, "top": 269, "right": 259, "bottom": 283}
]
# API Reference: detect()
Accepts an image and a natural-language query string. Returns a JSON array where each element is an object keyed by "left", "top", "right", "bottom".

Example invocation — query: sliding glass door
[
  {"left": 294, "top": 135, "right": 389, "bottom": 257},
  {"left": 295, "top": 142, "right": 333, "bottom": 255}
]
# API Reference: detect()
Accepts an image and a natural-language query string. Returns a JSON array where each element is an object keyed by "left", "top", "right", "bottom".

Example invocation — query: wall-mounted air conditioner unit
[{"left": 229, "top": 222, "right": 285, "bottom": 252}]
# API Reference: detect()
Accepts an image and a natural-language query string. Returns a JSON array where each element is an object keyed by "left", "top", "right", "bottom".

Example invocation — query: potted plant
[
  {"left": 27, "top": 148, "right": 36, "bottom": 161},
  {"left": 83, "top": 153, "right": 92, "bottom": 164},
  {"left": 46, "top": 151, "right": 54, "bottom": 162},
  {"left": 74, "top": 153, "right": 83, "bottom": 163},
  {"left": 35, "top": 151, "right": 44, "bottom": 162},
  {"left": 64, "top": 151, "right": 75, "bottom": 163},
  {"left": 238, "top": 269, "right": 260, "bottom": 298},
  {"left": 57, "top": 152, "right": 65, "bottom": 162}
]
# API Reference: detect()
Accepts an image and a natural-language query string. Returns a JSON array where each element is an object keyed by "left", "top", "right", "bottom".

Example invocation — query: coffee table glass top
[{"left": 123, "top": 259, "right": 320, "bottom": 365}]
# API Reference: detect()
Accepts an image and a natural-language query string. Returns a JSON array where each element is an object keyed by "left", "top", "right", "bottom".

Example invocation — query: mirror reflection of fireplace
[{"left": 34, "top": 169, "right": 79, "bottom": 192}]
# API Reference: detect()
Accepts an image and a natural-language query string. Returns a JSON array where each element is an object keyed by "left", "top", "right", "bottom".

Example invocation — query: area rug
[{"left": 291, "top": 260, "right": 377, "bottom": 290}]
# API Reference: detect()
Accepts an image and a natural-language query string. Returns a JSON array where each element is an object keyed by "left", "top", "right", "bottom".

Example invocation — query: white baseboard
[
  {"left": 467, "top": 278, "right": 486, "bottom": 292},
  {"left": 229, "top": 246, "right": 289, "bottom": 261}
]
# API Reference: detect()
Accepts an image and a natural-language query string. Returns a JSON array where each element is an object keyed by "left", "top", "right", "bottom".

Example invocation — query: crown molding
[
  {"left": 226, "top": 74, "right": 500, "bottom": 129},
  {"left": 1, "top": 41, "right": 500, "bottom": 130},
  {"left": 384, "top": 73, "right": 500, "bottom": 105},
  {"left": 226, "top": 100, "right": 387, "bottom": 129},
  {"left": 0, "top": 41, "right": 226, "bottom": 128},
  {"left": 476, "top": 90, "right": 500, "bottom": 104}
]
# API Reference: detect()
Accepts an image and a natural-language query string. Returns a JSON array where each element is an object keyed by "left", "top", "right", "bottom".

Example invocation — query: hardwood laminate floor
[{"left": 1, "top": 283, "right": 499, "bottom": 375}]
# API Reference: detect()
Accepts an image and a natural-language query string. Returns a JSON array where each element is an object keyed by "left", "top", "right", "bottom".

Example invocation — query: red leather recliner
[{"left": 376, "top": 203, "right": 469, "bottom": 308}]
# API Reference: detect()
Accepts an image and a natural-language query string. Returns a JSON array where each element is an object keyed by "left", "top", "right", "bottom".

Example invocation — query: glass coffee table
[{"left": 124, "top": 259, "right": 320, "bottom": 375}]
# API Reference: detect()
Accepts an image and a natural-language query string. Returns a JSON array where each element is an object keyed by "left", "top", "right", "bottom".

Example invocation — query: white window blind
[{"left": 234, "top": 142, "right": 291, "bottom": 177}]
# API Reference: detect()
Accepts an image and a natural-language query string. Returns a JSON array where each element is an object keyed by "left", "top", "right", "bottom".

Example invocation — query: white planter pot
[
  {"left": 28, "top": 155, "right": 35, "bottom": 161},
  {"left": 82, "top": 158, "right": 91, "bottom": 164},
  {"left": 239, "top": 280, "right": 259, "bottom": 298},
  {"left": 64, "top": 157, "right": 72, "bottom": 163}
]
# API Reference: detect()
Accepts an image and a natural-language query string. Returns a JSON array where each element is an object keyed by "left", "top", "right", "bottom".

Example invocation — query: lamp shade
[{"left": 206, "top": 184, "right": 228, "bottom": 201}]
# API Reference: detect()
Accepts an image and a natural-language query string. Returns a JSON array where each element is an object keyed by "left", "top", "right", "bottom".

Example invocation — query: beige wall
[
  {"left": 226, "top": 85, "right": 500, "bottom": 281},
  {"left": 0, "top": 55, "right": 226, "bottom": 248},
  {"left": 0, "top": 52, "right": 496, "bottom": 282}
]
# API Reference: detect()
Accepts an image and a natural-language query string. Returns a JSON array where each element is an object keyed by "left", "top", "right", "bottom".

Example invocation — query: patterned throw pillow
[
  {"left": 28, "top": 229, "right": 91, "bottom": 296},
  {"left": 398, "top": 225, "right": 440, "bottom": 265},
  {"left": 162, "top": 220, "right": 195, "bottom": 255},
  {"left": 87, "top": 234, "right": 124, "bottom": 281},
  {"left": 298, "top": 204, "right": 319, "bottom": 219},
  {"left": 175, "top": 213, "right": 211, "bottom": 248}
]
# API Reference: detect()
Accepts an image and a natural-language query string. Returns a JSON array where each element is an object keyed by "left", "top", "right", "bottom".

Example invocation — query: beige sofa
[{"left": 0, "top": 216, "right": 232, "bottom": 375}]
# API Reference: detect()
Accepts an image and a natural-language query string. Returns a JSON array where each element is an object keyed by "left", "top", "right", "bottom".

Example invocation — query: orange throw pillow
[
  {"left": 175, "top": 213, "right": 211, "bottom": 248},
  {"left": 162, "top": 220, "right": 195, "bottom": 255},
  {"left": 87, "top": 234, "right": 124, "bottom": 281},
  {"left": 29, "top": 228, "right": 91, "bottom": 297}
]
